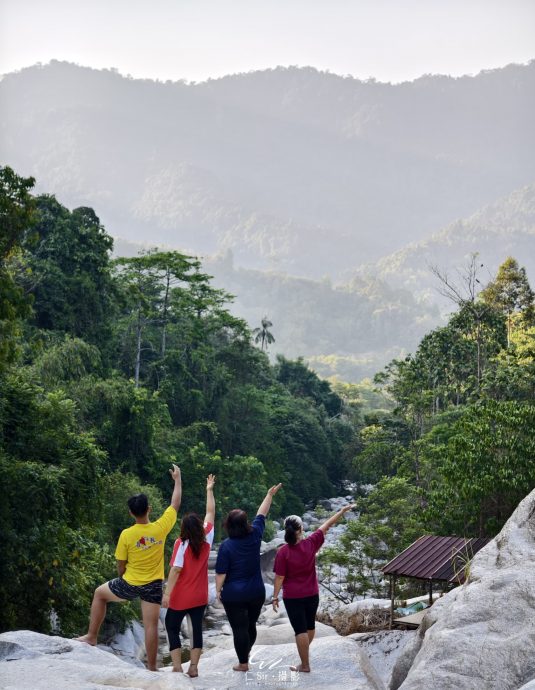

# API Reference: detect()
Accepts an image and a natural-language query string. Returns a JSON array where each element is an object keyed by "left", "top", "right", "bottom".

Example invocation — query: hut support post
[
  {"left": 428, "top": 580, "right": 433, "bottom": 607},
  {"left": 389, "top": 575, "right": 396, "bottom": 629}
]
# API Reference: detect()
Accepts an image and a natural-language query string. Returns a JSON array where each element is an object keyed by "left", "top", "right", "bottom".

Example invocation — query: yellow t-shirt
[{"left": 115, "top": 506, "right": 177, "bottom": 585}]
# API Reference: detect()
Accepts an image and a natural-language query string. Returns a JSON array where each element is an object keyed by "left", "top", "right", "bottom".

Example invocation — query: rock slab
[
  {"left": 0, "top": 630, "right": 374, "bottom": 689},
  {"left": 391, "top": 487, "right": 535, "bottom": 690}
]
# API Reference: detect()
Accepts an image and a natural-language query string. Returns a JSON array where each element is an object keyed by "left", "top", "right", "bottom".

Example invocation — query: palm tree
[{"left": 252, "top": 316, "right": 275, "bottom": 351}]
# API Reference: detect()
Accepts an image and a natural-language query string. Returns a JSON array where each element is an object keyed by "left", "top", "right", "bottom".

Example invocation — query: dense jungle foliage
[
  {"left": 0, "top": 166, "right": 356, "bottom": 634},
  {"left": 319, "top": 256, "right": 535, "bottom": 599},
  {"left": 1, "top": 165, "right": 534, "bottom": 633}
]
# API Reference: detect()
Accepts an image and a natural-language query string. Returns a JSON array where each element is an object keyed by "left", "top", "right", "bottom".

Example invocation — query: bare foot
[
  {"left": 290, "top": 664, "right": 311, "bottom": 673},
  {"left": 75, "top": 634, "right": 97, "bottom": 646},
  {"left": 172, "top": 666, "right": 184, "bottom": 673},
  {"left": 233, "top": 663, "right": 249, "bottom": 672},
  {"left": 187, "top": 662, "right": 199, "bottom": 678}
]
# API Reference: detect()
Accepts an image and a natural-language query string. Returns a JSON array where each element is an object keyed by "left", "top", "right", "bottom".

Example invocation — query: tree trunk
[
  {"left": 161, "top": 270, "right": 171, "bottom": 357},
  {"left": 134, "top": 308, "right": 142, "bottom": 388},
  {"left": 476, "top": 325, "right": 482, "bottom": 388}
]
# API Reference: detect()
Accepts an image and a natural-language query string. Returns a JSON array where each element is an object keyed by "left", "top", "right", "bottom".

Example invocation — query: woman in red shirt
[
  {"left": 272, "top": 504, "right": 354, "bottom": 673},
  {"left": 162, "top": 474, "right": 216, "bottom": 677}
]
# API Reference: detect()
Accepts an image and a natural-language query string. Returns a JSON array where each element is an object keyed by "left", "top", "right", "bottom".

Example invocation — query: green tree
[
  {"left": 69, "top": 375, "right": 174, "bottom": 481},
  {"left": 0, "top": 166, "right": 37, "bottom": 369},
  {"left": 0, "top": 369, "right": 109, "bottom": 634},
  {"left": 318, "top": 477, "right": 424, "bottom": 598},
  {"left": 353, "top": 422, "right": 405, "bottom": 483},
  {"left": 480, "top": 257, "right": 535, "bottom": 345},
  {"left": 25, "top": 197, "right": 116, "bottom": 347},
  {"left": 178, "top": 443, "right": 273, "bottom": 537},
  {"left": 275, "top": 356, "right": 343, "bottom": 417},
  {"left": 481, "top": 323, "right": 535, "bottom": 402},
  {"left": 427, "top": 400, "right": 535, "bottom": 536},
  {"left": 252, "top": 316, "right": 275, "bottom": 351}
]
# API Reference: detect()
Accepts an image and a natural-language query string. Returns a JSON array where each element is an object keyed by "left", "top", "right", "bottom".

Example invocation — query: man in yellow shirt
[{"left": 76, "top": 464, "right": 181, "bottom": 670}]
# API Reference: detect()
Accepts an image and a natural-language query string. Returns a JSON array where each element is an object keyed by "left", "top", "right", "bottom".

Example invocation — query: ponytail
[{"left": 284, "top": 515, "right": 303, "bottom": 545}]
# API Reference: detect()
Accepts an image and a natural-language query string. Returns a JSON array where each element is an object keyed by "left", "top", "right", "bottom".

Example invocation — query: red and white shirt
[{"left": 168, "top": 522, "right": 214, "bottom": 610}]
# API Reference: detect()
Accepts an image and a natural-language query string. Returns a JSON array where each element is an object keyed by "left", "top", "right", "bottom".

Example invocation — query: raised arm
[
  {"left": 257, "top": 483, "right": 283, "bottom": 517},
  {"left": 319, "top": 504, "right": 355, "bottom": 535},
  {"left": 169, "top": 464, "right": 182, "bottom": 512},
  {"left": 204, "top": 474, "right": 216, "bottom": 524}
]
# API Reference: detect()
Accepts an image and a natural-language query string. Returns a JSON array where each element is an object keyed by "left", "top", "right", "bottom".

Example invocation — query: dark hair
[
  {"left": 284, "top": 516, "right": 302, "bottom": 545},
  {"left": 223, "top": 509, "right": 252, "bottom": 538},
  {"left": 180, "top": 513, "right": 206, "bottom": 558},
  {"left": 127, "top": 493, "right": 149, "bottom": 517}
]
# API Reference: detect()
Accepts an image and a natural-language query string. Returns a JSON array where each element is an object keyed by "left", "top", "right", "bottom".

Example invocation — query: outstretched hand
[
  {"left": 268, "top": 483, "right": 283, "bottom": 497},
  {"left": 206, "top": 474, "right": 216, "bottom": 490},
  {"left": 169, "top": 464, "right": 181, "bottom": 482},
  {"left": 340, "top": 504, "right": 356, "bottom": 515}
]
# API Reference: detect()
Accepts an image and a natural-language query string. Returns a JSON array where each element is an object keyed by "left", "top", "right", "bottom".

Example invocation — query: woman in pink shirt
[{"left": 272, "top": 504, "right": 354, "bottom": 673}]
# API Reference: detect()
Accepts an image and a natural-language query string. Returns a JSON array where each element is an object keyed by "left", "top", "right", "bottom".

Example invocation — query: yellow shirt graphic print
[{"left": 114, "top": 506, "right": 177, "bottom": 585}]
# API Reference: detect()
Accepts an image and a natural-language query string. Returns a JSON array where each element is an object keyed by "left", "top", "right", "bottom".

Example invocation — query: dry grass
[{"left": 317, "top": 607, "right": 390, "bottom": 635}]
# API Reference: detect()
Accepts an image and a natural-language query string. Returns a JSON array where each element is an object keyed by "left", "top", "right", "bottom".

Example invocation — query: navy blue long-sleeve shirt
[{"left": 215, "top": 514, "right": 266, "bottom": 602}]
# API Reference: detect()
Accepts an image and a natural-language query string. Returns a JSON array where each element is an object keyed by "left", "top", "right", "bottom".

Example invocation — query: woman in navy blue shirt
[{"left": 215, "top": 483, "right": 282, "bottom": 672}]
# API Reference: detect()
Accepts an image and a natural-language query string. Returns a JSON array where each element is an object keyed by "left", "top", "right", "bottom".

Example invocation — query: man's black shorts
[
  {"left": 283, "top": 594, "right": 320, "bottom": 635},
  {"left": 108, "top": 577, "right": 163, "bottom": 604}
]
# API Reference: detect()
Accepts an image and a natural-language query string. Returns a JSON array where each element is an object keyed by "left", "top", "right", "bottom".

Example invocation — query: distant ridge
[
  {"left": 1, "top": 60, "right": 534, "bottom": 279},
  {"left": 365, "top": 183, "right": 535, "bottom": 305}
]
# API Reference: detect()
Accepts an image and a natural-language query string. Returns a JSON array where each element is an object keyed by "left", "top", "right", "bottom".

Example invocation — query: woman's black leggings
[
  {"left": 165, "top": 604, "right": 206, "bottom": 651},
  {"left": 223, "top": 595, "right": 265, "bottom": 664}
]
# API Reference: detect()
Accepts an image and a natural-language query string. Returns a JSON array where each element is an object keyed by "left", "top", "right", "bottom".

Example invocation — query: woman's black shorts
[{"left": 283, "top": 594, "right": 320, "bottom": 635}]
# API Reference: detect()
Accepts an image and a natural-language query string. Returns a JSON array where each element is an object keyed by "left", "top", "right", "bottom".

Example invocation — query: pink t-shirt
[{"left": 273, "top": 529, "right": 325, "bottom": 599}]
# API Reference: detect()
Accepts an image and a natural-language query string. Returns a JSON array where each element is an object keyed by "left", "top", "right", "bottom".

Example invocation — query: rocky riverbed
[
  {"left": 0, "top": 627, "right": 413, "bottom": 689},
  {"left": 108, "top": 493, "right": 392, "bottom": 668},
  {"left": 3, "top": 488, "right": 533, "bottom": 688}
]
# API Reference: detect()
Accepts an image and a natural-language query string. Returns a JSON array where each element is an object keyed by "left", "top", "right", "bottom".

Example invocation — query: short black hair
[
  {"left": 223, "top": 509, "right": 252, "bottom": 538},
  {"left": 127, "top": 493, "right": 149, "bottom": 517}
]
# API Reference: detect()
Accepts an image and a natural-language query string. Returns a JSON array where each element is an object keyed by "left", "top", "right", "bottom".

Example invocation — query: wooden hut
[{"left": 382, "top": 535, "right": 489, "bottom": 627}]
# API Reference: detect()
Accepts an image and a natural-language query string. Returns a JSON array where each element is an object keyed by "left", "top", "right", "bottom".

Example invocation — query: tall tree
[
  {"left": 431, "top": 254, "right": 493, "bottom": 387},
  {"left": 480, "top": 257, "right": 535, "bottom": 346},
  {"left": 0, "top": 166, "right": 37, "bottom": 369},
  {"left": 253, "top": 316, "right": 275, "bottom": 351},
  {"left": 24, "top": 197, "right": 116, "bottom": 347}
]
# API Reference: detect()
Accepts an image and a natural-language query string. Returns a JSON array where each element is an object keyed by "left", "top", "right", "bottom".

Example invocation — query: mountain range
[
  {"left": 1, "top": 60, "right": 534, "bottom": 277},
  {"left": 1, "top": 60, "right": 534, "bottom": 379}
]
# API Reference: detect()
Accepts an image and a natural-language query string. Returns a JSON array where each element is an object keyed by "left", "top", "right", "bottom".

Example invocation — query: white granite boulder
[
  {"left": 0, "top": 630, "right": 375, "bottom": 689},
  {"left": 391, "top": 487, "right": 535, "bottom": 690},
  {"left": 0, "top": 631, "right": 191, "bottom": 690}
]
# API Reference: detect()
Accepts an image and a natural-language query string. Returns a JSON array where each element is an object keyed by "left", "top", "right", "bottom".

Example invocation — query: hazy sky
[{"left": 1, "top": 0, "right": 534, "bottom": 82}]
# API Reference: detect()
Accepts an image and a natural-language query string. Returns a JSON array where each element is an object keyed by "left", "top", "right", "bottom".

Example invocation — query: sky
[{"left": 0, "top": 0, "right": 534, "bottom": 83}]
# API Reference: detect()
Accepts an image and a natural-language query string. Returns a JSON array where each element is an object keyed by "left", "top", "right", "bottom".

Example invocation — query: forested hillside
[
  {"left": 365, "top": 183, "right": 535, "bottom": 306},
  {"left": 320, "top": 255, "right": 535, "bottom": 598},
  {"left": 0, "top": 167, "right": 358, "bottom": 635},
  {"left": 113, "top": 238, "right": 440, "bottom": 381},
  {"left": 2, "top": 165, "right": 534, "bottom": 636},
  {"left": 1, "top": 60, "right": 534, "bottom": 277}
]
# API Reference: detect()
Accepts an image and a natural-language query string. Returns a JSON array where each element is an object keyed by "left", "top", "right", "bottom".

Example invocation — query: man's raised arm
[{"left": 169, "top": 464, "right": 182, "bottom": 512}]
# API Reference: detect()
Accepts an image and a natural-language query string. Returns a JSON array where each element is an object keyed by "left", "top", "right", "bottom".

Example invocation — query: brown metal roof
[{"left": 382, "top": 535, "right": 490, "bottom": 583}]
